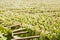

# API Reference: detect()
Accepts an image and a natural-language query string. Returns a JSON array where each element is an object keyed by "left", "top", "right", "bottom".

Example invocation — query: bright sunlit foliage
[{"left": 0, "top": 0, "right": 60, "bottom": 40}]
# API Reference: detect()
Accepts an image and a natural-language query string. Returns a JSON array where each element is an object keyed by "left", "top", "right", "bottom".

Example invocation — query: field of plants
[{"left": 0, "top": 0, "right": 60, "bottom": 40}]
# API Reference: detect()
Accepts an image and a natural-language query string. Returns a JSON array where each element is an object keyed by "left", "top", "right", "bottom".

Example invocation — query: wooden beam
[
  {"left": 10, "top": 24, "right": 20, "bottom": 28},
  {"left": 13, "top": 31, "right": 28, "bottom": 35},
  {"left": 13, "top": 28, "right": 26, "bottom": 33},
  {"left": 13, "top": 36, "right": 40, "bottom": 40},
  {"left": 11, "top": 39, "right": 26, "bottom": 40}
]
